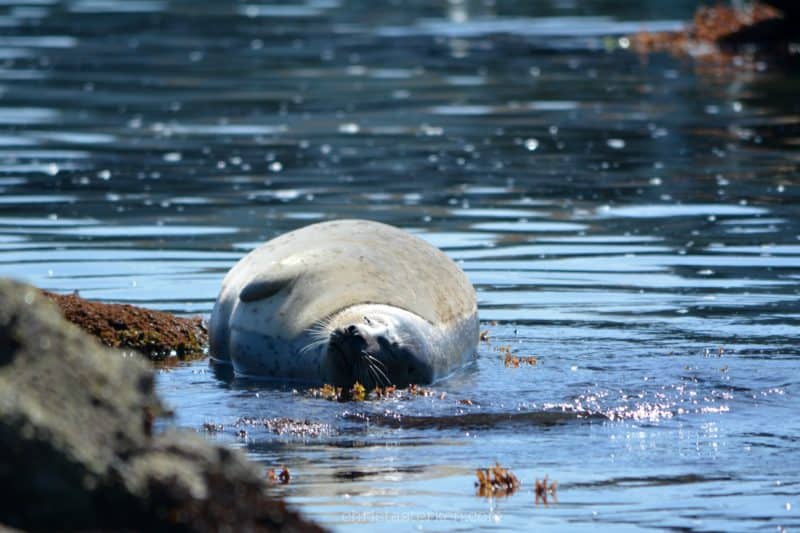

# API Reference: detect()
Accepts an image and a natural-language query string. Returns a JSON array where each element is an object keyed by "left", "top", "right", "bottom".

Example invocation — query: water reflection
[{"left": 1, "top": 0, "right": 799, "bottom": 530}]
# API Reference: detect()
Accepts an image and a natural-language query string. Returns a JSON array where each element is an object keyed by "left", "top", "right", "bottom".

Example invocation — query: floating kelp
[
  {"left": 535, "top": 476, "right": 559, "bottom": 505},
  {"left": 475, "top": 463, "right": 521, "bottom": 497},
  {"left": 266, "top": 466, "right": 291, "bottom": 485},
  {"left": 307, "top": 382, "right": 440, "bottom": 402}
]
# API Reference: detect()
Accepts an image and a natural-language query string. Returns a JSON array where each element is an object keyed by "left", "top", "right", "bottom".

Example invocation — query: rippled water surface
[{"left": 2, "top": 0, "right": 799, "bottom": 530}]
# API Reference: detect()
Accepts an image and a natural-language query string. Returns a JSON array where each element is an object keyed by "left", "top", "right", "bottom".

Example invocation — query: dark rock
[{"left": 0, "top": 279, "right": 323, "bottom": 532}]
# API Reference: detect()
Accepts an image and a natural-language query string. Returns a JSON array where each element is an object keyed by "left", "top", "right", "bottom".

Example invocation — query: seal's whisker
[
  {"left": 367, "top": 358, "right": 389, "bottom": 384},
  {"left": 363, "top": 353, "right": 388, "bottom": 373},
  {"left": 368, "top": 363, "right": 383, "bottom": 388},
  {"left": 308, "top": 315, "right": 337, "bottom": 340},
  {"left": 362, "top": 351, "right": 388, "bottom": 372},
  {"left": 300, "top": 339, "right": 325, "bottom": 353},
  {"left": 365, "top": 363, "right": 380, "bottom": 389},
  {"left": 372, "top": 363, "right": 390, "bottom": 387},
  {"left": 363, "top": 354, "right": 390, "bottom": 386},
  {"left": 307, "top": 329, "right": 324, "bottom": 342},
  {"left": 299, "top": 337, "right": 328, "bottom": 354},
  {"left": 308, "top": 323, "right": 332, "bottom": 341},
  {"left": 362, "top": 354, "right": 382, "bottom": 374}
]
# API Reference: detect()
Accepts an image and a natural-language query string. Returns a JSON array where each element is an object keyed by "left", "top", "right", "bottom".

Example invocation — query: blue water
[{"left": 1, "top": 1, "right": 799, "bottom": 530}]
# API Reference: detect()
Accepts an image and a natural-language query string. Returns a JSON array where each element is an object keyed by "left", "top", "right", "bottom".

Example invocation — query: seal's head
[{"left": 320, "top": 304, "right": 435, "bottom": 389}]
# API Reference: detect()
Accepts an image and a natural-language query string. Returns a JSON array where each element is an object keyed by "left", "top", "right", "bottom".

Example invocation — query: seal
[{"left": 209, "top": 219, "right": 479, "bottom": 387}]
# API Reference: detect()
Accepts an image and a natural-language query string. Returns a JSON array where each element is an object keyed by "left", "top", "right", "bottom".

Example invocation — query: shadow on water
[
  {"left": 342, "top": 409, "right": 601, "bottom": 430},
  {"left": 208, "top": 357, "right": 236, "bottom": 383}
]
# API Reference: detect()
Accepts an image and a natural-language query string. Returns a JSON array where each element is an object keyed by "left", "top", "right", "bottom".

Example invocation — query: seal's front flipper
[{"left": 240, "top": 273, "right": 295, "bottom": 302}]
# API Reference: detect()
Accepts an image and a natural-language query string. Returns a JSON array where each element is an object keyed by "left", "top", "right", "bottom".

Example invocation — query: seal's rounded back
[{"left": 210, "top": 219, "right": 478, "bottom": 380}]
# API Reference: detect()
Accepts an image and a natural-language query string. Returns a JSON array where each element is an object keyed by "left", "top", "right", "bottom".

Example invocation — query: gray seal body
[{"left": 209, "top": 219, "right": 479, "bottom": 387}]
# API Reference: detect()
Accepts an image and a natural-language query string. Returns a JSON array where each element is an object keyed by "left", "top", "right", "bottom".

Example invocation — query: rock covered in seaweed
[{"left": 44, "top": 289, "right": 207, "bottom": 361}]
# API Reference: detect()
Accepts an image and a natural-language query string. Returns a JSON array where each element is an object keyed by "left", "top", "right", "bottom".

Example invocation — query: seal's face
[{"left": 324, "top": 307, "right": 433, "bottom": 389}]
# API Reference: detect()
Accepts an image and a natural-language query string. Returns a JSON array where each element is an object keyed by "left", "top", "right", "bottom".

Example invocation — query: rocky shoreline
[{"left": 0, "top": 278, "right": 323, "bottom": 532}]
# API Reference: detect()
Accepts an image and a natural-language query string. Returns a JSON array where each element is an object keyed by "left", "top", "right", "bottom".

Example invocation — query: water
[{"left": 1, "top": 0, "right": 799, "bottom": 530}]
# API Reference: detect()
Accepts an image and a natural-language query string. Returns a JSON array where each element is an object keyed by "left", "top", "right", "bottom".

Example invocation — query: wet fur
[{"left": 209, "top": 219, "right": 479, "bottom": 386}]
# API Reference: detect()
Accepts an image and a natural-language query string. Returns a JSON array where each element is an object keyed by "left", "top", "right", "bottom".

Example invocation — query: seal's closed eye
[{"left": 240, "top": 274, "right": 294, "bottom": 302}]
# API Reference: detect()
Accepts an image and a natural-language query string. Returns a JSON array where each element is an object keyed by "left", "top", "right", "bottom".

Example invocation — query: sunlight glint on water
[{"left": 0, "top": 0, "right": 799, "bottom": 530}]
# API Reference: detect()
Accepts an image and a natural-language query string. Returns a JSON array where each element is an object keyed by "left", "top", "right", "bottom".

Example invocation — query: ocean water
[{"left": 1, "top": 0, "right": 798, "bottom": 530}]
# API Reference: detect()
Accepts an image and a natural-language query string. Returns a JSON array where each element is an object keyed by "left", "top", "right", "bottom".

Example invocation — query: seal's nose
[
  {"left": 331, "top": 325, "right": 361, "bottom": 343},
  {"left": 331, "top": 324, "right": 367, "bottom": 355}
]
